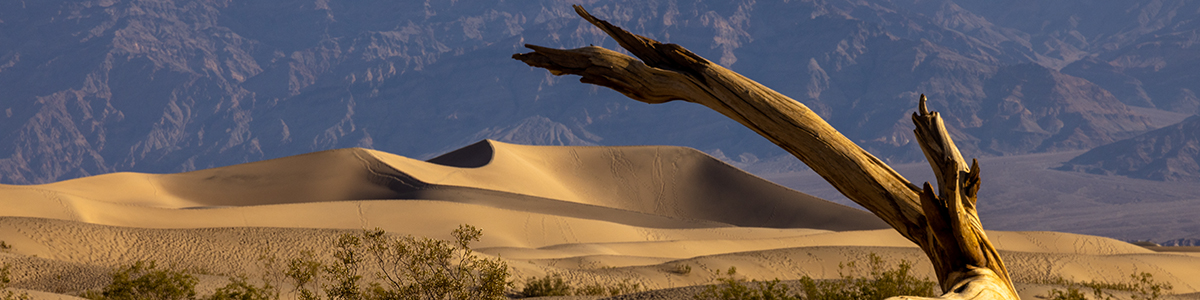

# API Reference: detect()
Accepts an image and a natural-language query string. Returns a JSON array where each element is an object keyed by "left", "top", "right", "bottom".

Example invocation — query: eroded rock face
[
  {"left": 0, "top": 0, "right": 1187, "bottom": 183},
  {"left": 956, "top": 0, "right": 1200, "bottom": 114},
  {"left": 1059, "top": 115, "right": 1200, "bottom": 182}
]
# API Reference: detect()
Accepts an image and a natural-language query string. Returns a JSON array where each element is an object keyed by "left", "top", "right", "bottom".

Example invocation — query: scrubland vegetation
[
  {"left": 519, "top": 273, "right": 642, "bottom": 297},
  {"left": 79, "top": 225, "right": 510, "bottom": 300},
  {"left": 694, "top": 254, "right": 937, "bottom": 300},
  {"left": 693, "top": 252, "right": 1175, "bottom": 300},
  {"left": 50, "top": 229, "right": 1175, "bottom": 300},
  {"left": 1041, "top": 272, "right": 1173, "bottom": 300}
]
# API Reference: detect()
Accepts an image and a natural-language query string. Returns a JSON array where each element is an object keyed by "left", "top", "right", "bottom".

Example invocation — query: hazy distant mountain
[
  {"left": 955, "top": 0, "right": 1200, "bottom": 113},
  {"left": 0, "top": 0, "right": 1187, "bottom": 184},
  {"left": 1058, "top": 115, "right": 1200, "bottom": 181}
]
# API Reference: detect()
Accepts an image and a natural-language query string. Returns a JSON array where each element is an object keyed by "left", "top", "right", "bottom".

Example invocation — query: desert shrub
[
  {"left": 279, "top": 240, "right": 370, "bottom": 300},
  {"left": 695, "top": 267, "right": 798, "bottom": 300},
  {"left": 359, "top": 224, "right": 511, "bottom": 300},
  {"left": 576, "top": 278, "right": 643, "bottom": 296},
  {"left": 798, "top": 254, "right": 937, "bottom": 300},
  {"left": 1045, "top": 272, "right": 1173, "bottom": 300},
  {"left": 522, "top": 273, "right": 643, "bottom": 297},
  {"left": 1047, "top": 285, "right": 1088, "bottom": 300},
  {"left": 324, "top": 234, "right": 364, "bottom": 300},
  {"left": 695, "top": 254, "right": 938, "bottom": 300},
  {"left": 604, "top": 278, "right": 643, "bottom": 296},
  {"left": 1, "top": 263, "right": 31, "bottom": 300},
  {"left": 0, "top": 241, "right": 10, "bottom": 251},
  {"left": 576, "top": 283, "right": 605, "bottom": 296},
  {"left": 77, "top": 225, "right": 509, "bottom": 300},
  {"left": 521, "top": 273, "right": 572, "bottom": 297},
  {"left": 667, "top": 263, "right": 693, "bottom": 275},
  {"left": 207, "top": 275, "right": 276, "bottom": 300},
  {"left": 810, "top": 253, "right": 937, "bottom": 300},
  {"left": 81, "top": 261, "right": 198, "bottom": 300},
  {"left": 281, "top": 250, "right": 324, "bottom": 299},
  {"left": 79, "top": 260, "right": 276, "bottom": 300},
  {"left": 1102, "top": 272, "right": 1172, "bottom": 300}
]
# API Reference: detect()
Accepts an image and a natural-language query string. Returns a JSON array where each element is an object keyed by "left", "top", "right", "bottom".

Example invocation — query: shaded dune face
[
  {"left": 8, "top": 140, "right": 888, "bottom": 231},
  {"left": 421, "top": 140, "right": 890, "bottom": 230}
]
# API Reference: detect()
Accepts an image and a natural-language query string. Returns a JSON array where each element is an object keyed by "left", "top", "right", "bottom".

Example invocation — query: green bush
[
  {"left": 799, "top": 254, "right": 938, "bottom": 300},
  {"left": 521, "top": 273, "right": 572, "bottom": 297},
  {"left": 207, "top": 275, "right": 276, "bottom": 300},
  {"left": 323, "top": 234, "right": 364, "bottom": 300},
  {"left": 606, "top": 278, "right": 643, "bottom": 296},
  {"left": 695, "top": 267, "right": 799, "bottom": 300},
  {"left": 74, "top": 225, "right": 507, "bottom": 300},
  {"left": 359, "top": 224, "right": 511, "bottom": 300},
  {"left": 77, "top": 260, "right": 275, "bottom": 300},
  {"left": 695, "top": 254, "right": 938, "bottom": 300},
  {"left": 667, "top": 264, "right": 693, "bottom": 275},
  {"left": 522, "top": 273, "right": 643, "bottom": 297},
  {"left": 576, "top": 283, "right": 605, "bottom": 296},
  {"left": 81, "top": 261, "right": 198, "bottom": 300},
  {"left": 282, "top": 250, "right": 324, "bottom": 299},
  {"left": 1045, "top": 272, "right": 1173, "bottom": 300}
]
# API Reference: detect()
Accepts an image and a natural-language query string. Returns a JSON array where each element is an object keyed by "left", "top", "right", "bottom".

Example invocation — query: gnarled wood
[{"left": 513, "top": 5, "right": 1019, "bottom": 300}]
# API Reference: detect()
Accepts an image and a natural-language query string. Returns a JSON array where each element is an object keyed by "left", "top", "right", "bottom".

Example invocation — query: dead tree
[{"left": 513, "top": 6, "right": 1019, "bottom": 300}]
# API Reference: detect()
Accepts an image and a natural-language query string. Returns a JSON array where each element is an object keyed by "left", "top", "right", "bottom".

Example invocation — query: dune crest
[{"left": 1, "top": 140, "right": 887, "bottom": 231}]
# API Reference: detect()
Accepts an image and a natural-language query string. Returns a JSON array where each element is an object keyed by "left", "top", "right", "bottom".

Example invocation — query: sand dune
[
  {"left": 1, "top": 141, "right": 1197, "bottom": 298},
  {"left": 394, "top": 140, "right": 888, "bottom": 230},
  {"left": 6, "top": 140, "right": 884, "bottom": 231}
]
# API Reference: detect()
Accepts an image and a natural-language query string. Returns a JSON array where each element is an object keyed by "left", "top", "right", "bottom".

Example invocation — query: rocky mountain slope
[
  {"left": 1, "top": 0, "right": 1191, "bottom": 184},
  {"left": 1058, "top": 115, "right": 1200, "bottom": 181},
  {"left": 956, "top": 0, "right": 1200, "bottom": 113}
]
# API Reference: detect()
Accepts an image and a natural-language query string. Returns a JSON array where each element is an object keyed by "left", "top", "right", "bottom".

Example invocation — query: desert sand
[{"left": 1, "top": 140, "right": 1198, "bottom": 299}]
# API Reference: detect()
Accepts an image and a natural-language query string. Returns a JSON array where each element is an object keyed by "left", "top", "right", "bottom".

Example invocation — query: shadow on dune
[{"left": 128, "top": 140, "right": 888, "bottom": 231}]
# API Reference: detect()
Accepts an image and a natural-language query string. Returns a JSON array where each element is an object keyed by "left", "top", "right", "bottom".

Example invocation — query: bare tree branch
[{"left": 514, "top": 5, "right": 1019, "bottom": 300}]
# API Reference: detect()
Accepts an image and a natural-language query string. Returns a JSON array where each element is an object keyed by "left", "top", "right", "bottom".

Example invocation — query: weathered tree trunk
[{"left": 513, "top": 6, "right": 1019, "bottom": 300}]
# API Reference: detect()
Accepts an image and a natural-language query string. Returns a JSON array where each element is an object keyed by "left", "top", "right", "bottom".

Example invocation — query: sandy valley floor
[{"left": 2, "top": 140, "right": 1198, "bottom": 299}]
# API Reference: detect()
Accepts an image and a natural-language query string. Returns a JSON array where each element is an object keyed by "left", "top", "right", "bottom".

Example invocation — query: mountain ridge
[
  {"left": 1058, "top": 114, "right": 1200, "bottom": 181},
  {"left": 1, "top": 0, "right": 1192, "bottom": 184}
]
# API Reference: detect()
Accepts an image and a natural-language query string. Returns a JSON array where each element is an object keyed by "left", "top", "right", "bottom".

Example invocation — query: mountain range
[
  {"left": 1059, "top": 115, "right": 1200, "bottom": 181},
  {"left": 1, "top": 0, "right": 1197, "bottom": 184}
]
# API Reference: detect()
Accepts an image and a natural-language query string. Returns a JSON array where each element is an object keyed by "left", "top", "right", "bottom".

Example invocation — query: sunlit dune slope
[
  {"left": 411, "top": 140, "right": 888, "bottom": 229},
  {"left": 1, "top": 140, "right": 886, "bottom": 231}
]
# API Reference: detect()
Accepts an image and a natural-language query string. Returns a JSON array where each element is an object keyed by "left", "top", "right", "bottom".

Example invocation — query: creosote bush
[
  {"left": 79, "top": 225, "right": 510, "bottom": 300},
  {"left": 799, "top": 254, "right": 938, "bottom": 300},
  {"left": 208, "top": 275, "right": 275, "bottom": 300},
  {"left": 667, "top": 264, "right": 693, "bottom": 275},
  {"left": 694, "top": 254, "right": 938, "bottom": 300},
  {"left": 357, "top": 224, "right": 511, "bottom": 300},
  {"left": 81, "top": 261, "right": 199, "bottom": 300},
  {"left": 521, "top": 273, "right": 642, "bottom": 297},
  {"left": 521, "top": 274, "right": 571, "bottom": 297},
  {"left": 694, "top": 266, "right": 799, "bottom": 300},
  {"left": 78, "top": 260, "right": 275, "bottom": 300},
  {"left": 1044, "top": 272, "right": 1173, "bottom": 300}
]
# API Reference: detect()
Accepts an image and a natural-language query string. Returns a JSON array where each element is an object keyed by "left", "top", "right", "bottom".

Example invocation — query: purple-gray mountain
[
  {"left": 1, "top": 0, "right": 1194, "bottom": 184},
  {"left": 1059, "top": 115, "right": 1200, "bottom": 181}
]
